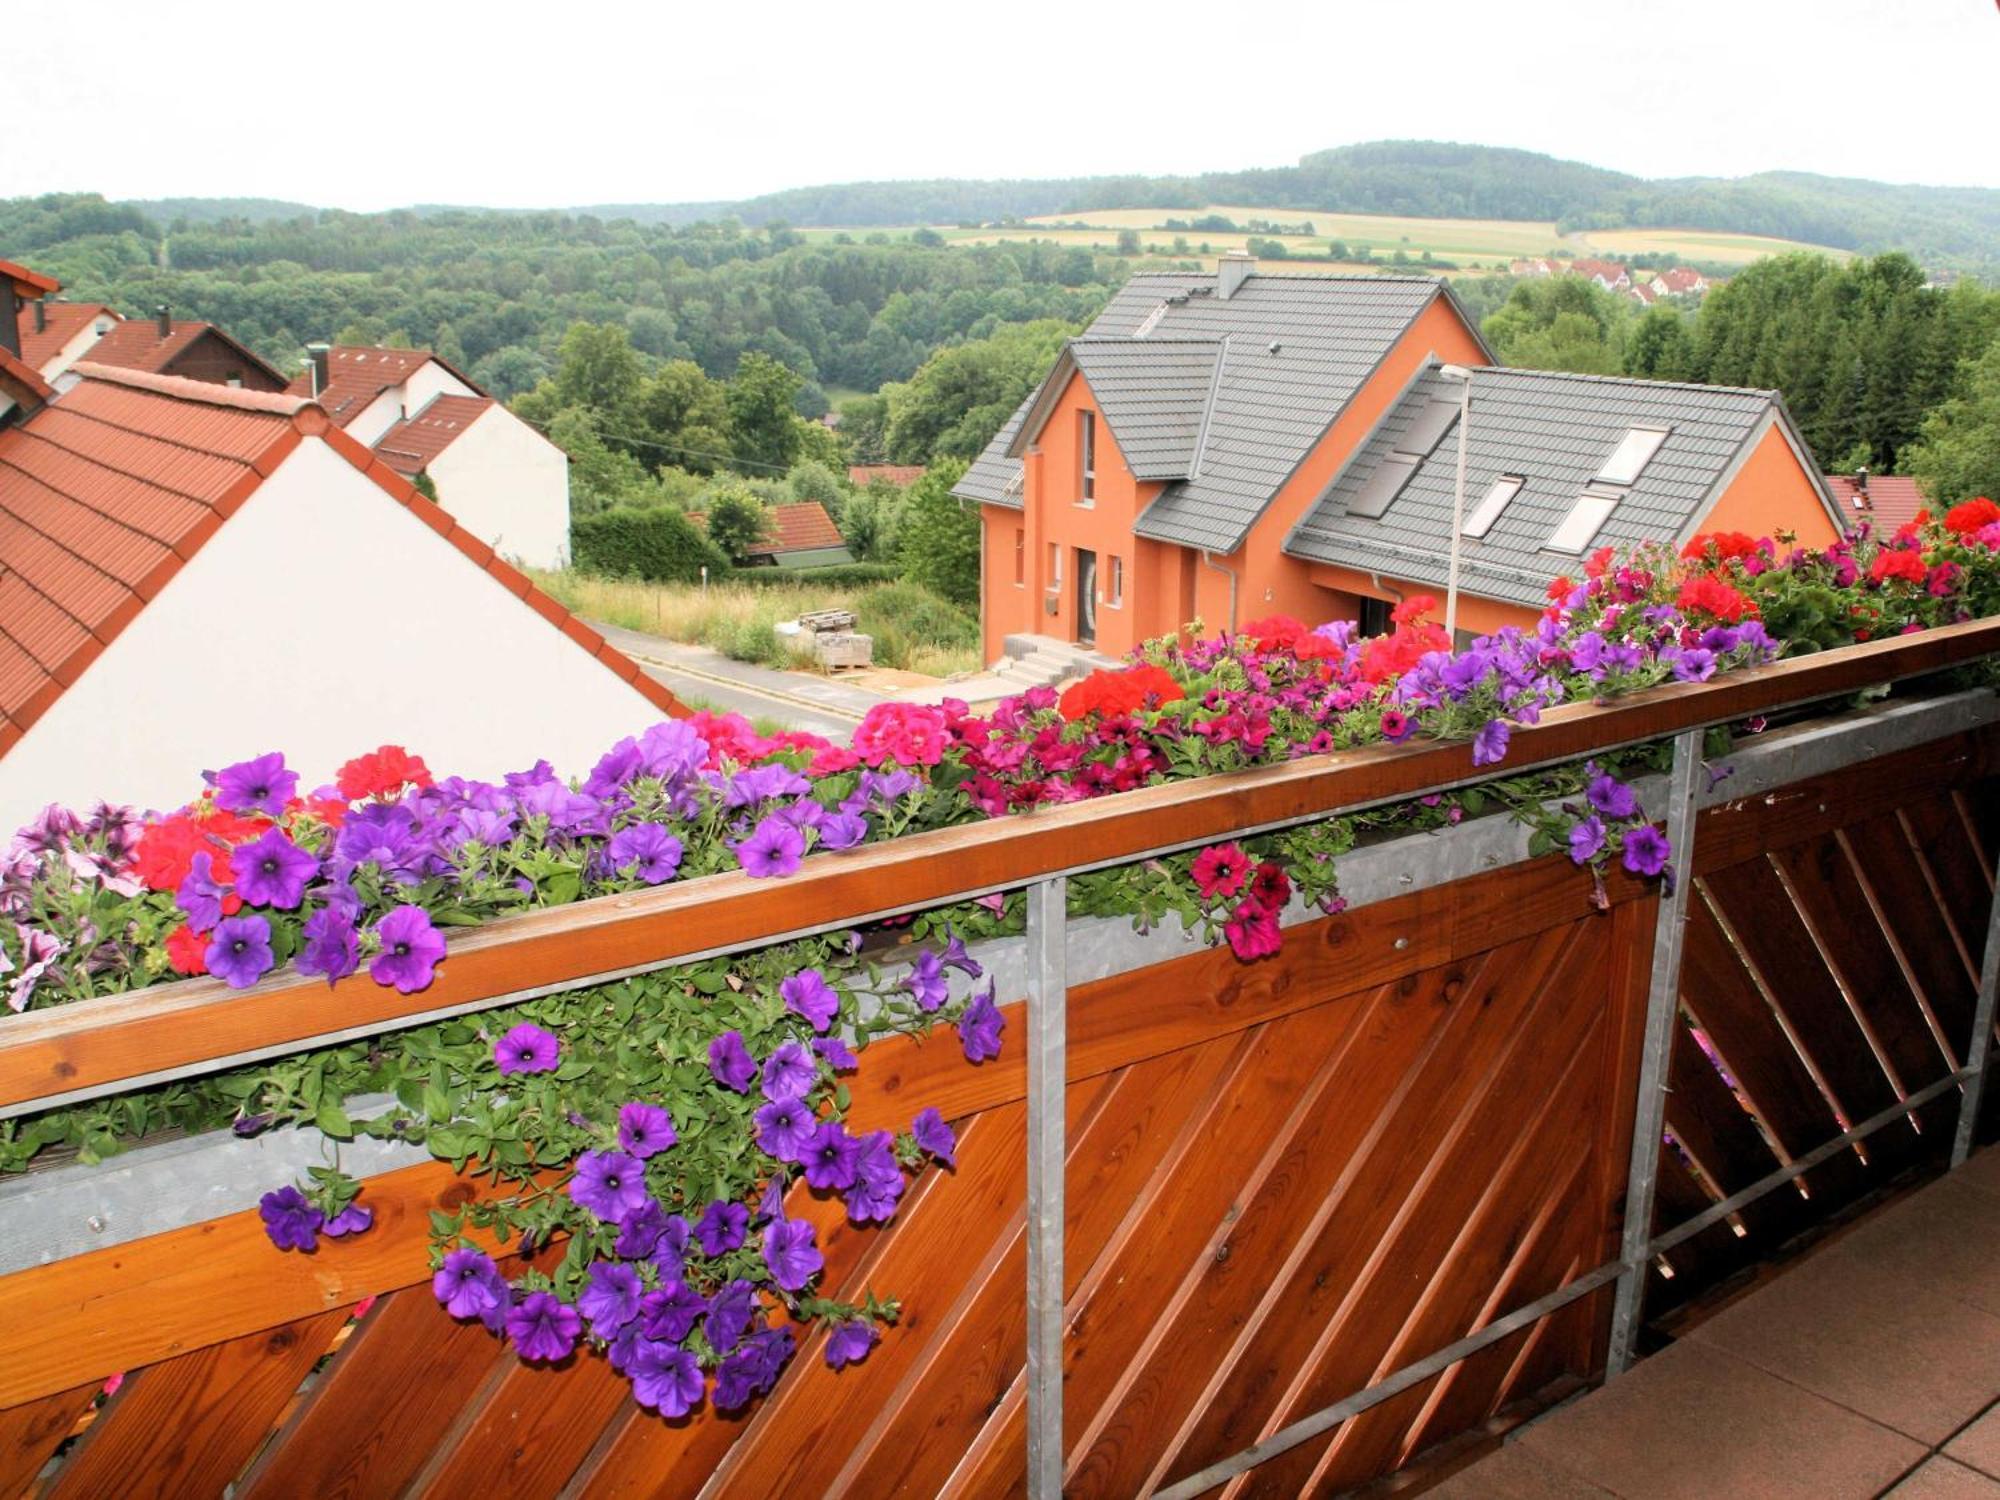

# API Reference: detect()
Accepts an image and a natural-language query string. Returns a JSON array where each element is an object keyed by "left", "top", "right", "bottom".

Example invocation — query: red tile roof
[
  {"left": 83, "top": 319, "right": 285, "bottom": 388},
  {"left": 286, "top": 346, "right": 488, "bottom": 428},
  {"left": 847, "top": 464, "right": 926, "bottom": 488},
  {"left": 1570, "top": 258, "right": 1629, "bottom": 285},
  {"left": 0, "top": 365, "right": 681, "bottom": 754},
  {"left": 1655, "top": 267, "right": 1708, "bottom": 294},
  {"left": 1825, "top": 474, "right": 1928, "bottom": 534},
  {"left": 762, "top": 501, "right": 845, "bottom": 554},
  {"left": 0, "top": 261, "right": 60, "bottom": 301},
  {"left": 373, "top": 394, "right": 495, "bottom": 475},
  {"left": 16, "top": 302, "right": 115, "bottom": 372}
]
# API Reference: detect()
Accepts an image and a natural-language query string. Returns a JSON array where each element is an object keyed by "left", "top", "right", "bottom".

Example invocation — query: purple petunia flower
[
  {"left": 802, "top": 1121, "right": 861, "bottom": 1191},
  {"left": 258, "top": 1185, "right": 321, "bottom": 1251},
  {"left": 694, "top": 1199, "right": 750, "bottom": 1257},
  {"left": 495, "top": 1022, "right": 560, "bottom": 1075},
  {"left": 844, "top": 1130, "right": 904, "bottom": 1224},
  {"left": 507, "top": 1290, "right": 582, "bottom": 1363},
  {"left": 629, "top": 1340, "right": 706, "bottom": 1417},
  {"left": 607, "top": 823, "right": 684, "bottom": 885},
  {"left": 763, "top": 1217, "right": 824, "bottom": 1292},
  {"left": 705, "top": 1278, "right": 757, "bottom": 1356},
  {"left": 215, "top": 752, "right": 297, "bottom": 816},
  {"left": 613, "top": 1199, "right": 667, "bottom": 1258},
  {"left": 175, "top": 851, "right": 230, "bottom": 931},
  {"left": 1471, "top": 718, "right": 1512, "bottom": 767},
  {"left": 734, "top": 816, "right": 806, "bottom": 879},
  {"left": 618, "top": 1101, "right": 677, "bottom": 1159},
  {"left": 336, "top": 802, "right": 419, "bottom": 870},
  {"left": 206, "top": 914, "right": 275, "bottom": 989},
  {"left": 709, "top": 1030, "right": 757, "bottom": 1092},
  {"left": 1622, "top": 824, "right": 1673, "bottom": 879},
  {"left": 578, "top": 1260, "right": 644, "bottom": 1338},
  {"left": 714, "top": 1327, "right": 795, "bottom": 1410},
  {"left": 957, "top": 986, "right": 1005, "bottom": 1064},
  {"left": 1568, "top": 816, "right": 1607, "bottom": 865},
  {"left": 755, "top": 1096, "right": 816, "bottom": 1162},
  {"left": 911, "top": 1107, "right": 957, "bottom": 1169},
  {"left": 639, "top": 1280, "right": 709, "bottom": 1343},
  {"left": 433, "top": 1246, "right": 506, "bottom": 1320},
  {"left": 369, "top": 905, "right": 446, "bottom": 993},
  {"left": 939, "top": 932, "right": 983, "bottom": 979},
  {"left": 760, "top": 1040, "right": 817, "bottom": 1101},
  {"left": 1671, "top": 647, "right": 1717, "bottom": 683},
  {"left": 638, "top": 719, "right": 709, "bottom": 782},
  {"left": 323, "top": 1202, "right": 373, "bottom": 1238},
  {"left": 1586, "top": 772, "right": 1639, "bottom": 821},
  {"left": 297, "top": 905, "right": 359, "bottom": 984},
  {"left": 234, "top": 827, "right": 317, "bottom": 909},
  {"left": 823, "top": 1319, "right": 879, "bottom": 1371},
  {"left": 814, "top": 1036, "right": 859, "bottom": 1072},
  {"left": 901, "top": 949, "right": 949, "bottom": 1013},
  {"left": 570, "top": 1150, "right": 650, "bottom": 1222},
  {"left": 817, "top": 810, "right": 869, "bottom": 850},
  {"left": 780, "top": 969, "right": 839, "bottom": 1033}
]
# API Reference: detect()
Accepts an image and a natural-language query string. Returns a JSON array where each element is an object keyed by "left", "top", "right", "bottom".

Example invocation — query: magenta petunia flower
[
  {"left": 762, "top": 1217, "right": 824, "bottom": 1292},
  {"left": 708, "top": 1030, "right": 757, "bottom": 1092},
  {"left": 823, "top": 1319, "right": 879, "bottom": 1370},
  {"left": 911, "top": 1107, "right": 957, "bottom": 1169},
  {"left": 214, "top": 751, "right": 297, "bottom": 816},
  {"left": 780, "top": 969, "right": 839, "bottom": 1033},
  {"left": 507, "top": 1290, "right": 581, "bottom": 1362},
  {"left": 760, "top": 1041, "right": 816, "bottom": 1102},
  {"left": 694, "top": 1199, "right": 749, "bottom": 1256},
  {"left": 630, "top": 1341, "right": 706, "bottom": 1417},
  {"left": 570, "top": 1150, "right": 650, "bottom": 1222},
  {"left": 234, "top": 828, "right": 317, "bottom": 909},
  {"left": 369, "top": 905, "right": 446, "bottom": 993},
  {"left": 258, "top": 1185, "right": 321, "bottom": 1251},
  {"left": 206, "top": 914, "right": 275, "bottom": 989},
  {"left": 957, "top": 986, "right": 1005, "bottom": 1064},
  {"left": 617, "top": 1101, "right": 677, "bottom": 1159},
  {"left": 734, "top": 816, "right": 805, "bottom": 879},
  {"left": 495, "top": 1022, "right": 560, "bottom": 1075},
  {"left": 433, "top": 1246, "right": 506, "bottom": 1320}
]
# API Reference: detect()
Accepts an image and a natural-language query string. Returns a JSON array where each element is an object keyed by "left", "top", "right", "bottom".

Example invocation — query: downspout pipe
[{"left": 1200, "top": 550, "right": 1238, "bottom": 634}]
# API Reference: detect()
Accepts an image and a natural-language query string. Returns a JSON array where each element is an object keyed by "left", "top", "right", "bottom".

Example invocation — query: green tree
[
  {"left": 787, "top": 460, "right": 845, "bottom": 511},
  {"left": 1482, "top": 277, "right": 1629, "bottom": 375},
  {"left": 636, "top": 360, "right": 734, "bottom": 474},
  {"left": 895, "top": 461, "right": 979, "bottom": 606},
  {"left": 552, "top": 321, "right": 645, "bottom": 417},
  {"left": 1115, "top": 229, "right": 1142, "bottom": 256},
  {"left": 1623, "top": 305, "right": 1695, "bottom": 381},
  {"left": 838, "top": 483, "right": 904, "bottom": 562},
  {"left": 703, "top": 484, "right": 771, "bottom": 562},
  {"left": 837, "top": 393, "right": 890, "bottom": 464},
  {"left": 884, "top": 318, "right": 1075, "bottom": 463},
  {"left": 1903, "top": 337, "right": 2000, "bottom": 505},
  {"left": 725, "top": 352, "right": 804, "bottom": 473},
  {"left": 545, "top": 406, "right": 649, "bottom": 516}
]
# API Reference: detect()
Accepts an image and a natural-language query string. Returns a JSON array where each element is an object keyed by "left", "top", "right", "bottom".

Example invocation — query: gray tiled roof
[
  {"left": 1284, "top": 365, "right": 1826, "bottom": 609},
  {"left": 952, "top": 271, "right": 1446, "bottom": 547},
  {"left": 955, "top": 394, "right": 1030, "bottom": 507},
  {"left": 1065, "top": 337, "right": 1222, "bottom": 480}
]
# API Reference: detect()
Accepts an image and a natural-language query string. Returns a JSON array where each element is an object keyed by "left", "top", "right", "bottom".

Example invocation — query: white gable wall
[
  {"left": 424, "top": 405, "right": 571, "bottom": 570},
  {"left": 35, "top": 314, "right": 118, "bottom": 381},
  {"left": 0, "top": 437, "right": 662, "bottom": 828},
  {"left": 345, "top": 389, "right": 406, "bottom": 446}
]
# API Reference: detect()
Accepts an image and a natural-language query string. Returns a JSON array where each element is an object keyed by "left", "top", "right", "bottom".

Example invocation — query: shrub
[
  {"left": 727, "top": 563, "right": 901, "bottom": 589},
  {"left": 572, "top": 507, "right": 728, "bottom": 584}
]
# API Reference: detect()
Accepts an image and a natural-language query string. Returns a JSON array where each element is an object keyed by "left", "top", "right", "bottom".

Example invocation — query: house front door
[{"left": 1075, "top": 549, "right": 1097, "bottom": 647}]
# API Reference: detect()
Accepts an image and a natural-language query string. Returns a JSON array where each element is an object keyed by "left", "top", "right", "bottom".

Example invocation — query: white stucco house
[
  {"left": 289, "top": 345, "right": 571, "bottom": 570},
  {"left": 0, "top": 363, "right": 680, "bottom": 831}
]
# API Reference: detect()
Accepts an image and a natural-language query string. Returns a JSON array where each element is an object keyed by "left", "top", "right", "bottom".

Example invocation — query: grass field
[{"left": 800, "top": 204, "right": 1845, "bottom": 274}]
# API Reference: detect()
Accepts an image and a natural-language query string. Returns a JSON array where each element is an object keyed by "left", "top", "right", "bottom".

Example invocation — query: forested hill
[{"left": 582, "top": 142, "right": 2000, "bottom": 275}]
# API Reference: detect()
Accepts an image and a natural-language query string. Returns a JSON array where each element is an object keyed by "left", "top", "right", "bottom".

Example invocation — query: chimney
[
  {"left": 1853, "top": 466, "right": 1872, "bottom": 512},
  {"left": 33, "top": 300, "right": 46, "bottom": 335},
  {"left": 0, "top": 289, "right": 18, "bottom": 360},
  {"left": 306, "top": 343, "right": 331, "bottom": 398},
  {"left": 1216, "top": 250, "right": 1255, "bottom": 301},
  {"left": 155, "top": 305, "right": 172, "bottom": 339}
]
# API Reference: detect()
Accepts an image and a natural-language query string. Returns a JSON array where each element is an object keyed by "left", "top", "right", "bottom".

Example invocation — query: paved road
[{"left": 594, "top": 622, "right": 877, "bottom": 739}]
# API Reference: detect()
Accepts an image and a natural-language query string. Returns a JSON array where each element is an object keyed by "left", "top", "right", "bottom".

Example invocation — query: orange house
[{"left": 957, "top": 256, "right": 1844, "bottom": 660}]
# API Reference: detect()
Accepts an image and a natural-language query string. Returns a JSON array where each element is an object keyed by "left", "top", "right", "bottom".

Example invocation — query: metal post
[
  {"left": 1605, "top": 728, "right": 1704, "bottom": 1376},
  {"left": 1024, "top": 876, "right": 1068, "bottom": 1499},
  {"left": 1444, "top": 370, "right": 1471, "bottom": 640},
  {"left": 1952, "top": 866, "right": 2000, "bottom": 1166}
]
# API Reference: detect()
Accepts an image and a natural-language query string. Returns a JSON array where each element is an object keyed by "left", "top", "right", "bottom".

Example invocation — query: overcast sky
[{"left": 10, "top": 0, "right": 1999, "bottom": 210}]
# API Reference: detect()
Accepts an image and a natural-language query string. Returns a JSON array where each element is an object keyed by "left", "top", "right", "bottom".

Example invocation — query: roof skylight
[
  {"left": 1548, "top": 488, "right": 1622, "bottom": 553},
  {"left": 1596, "top": 427, "right": 1669, "bottom": 486},
  {"left": 1461, "top": 476, "right": 1525, "bottom": 539}
]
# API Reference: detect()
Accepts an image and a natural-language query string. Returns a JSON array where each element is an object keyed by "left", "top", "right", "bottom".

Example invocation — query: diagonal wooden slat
[
  {"left": 0, "top": 1381, "right": 97, "bottom": 1500},
  {"left": 1662, "top": 1017, "right": 1807, "bottom": 1247},
  {"left": 44, "top": 1309, "right": 349, "bottom": 1500}
]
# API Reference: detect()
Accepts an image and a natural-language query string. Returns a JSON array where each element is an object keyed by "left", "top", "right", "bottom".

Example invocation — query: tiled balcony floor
[{"left": 1431, "top": 1145, "right": 2000, "bottom": 1498}]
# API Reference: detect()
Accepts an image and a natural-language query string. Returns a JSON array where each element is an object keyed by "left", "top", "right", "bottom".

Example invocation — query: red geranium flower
[
  {"left": 1545, "top": 575, "right": 1575, "bottom": 603},
  {"left": 1675, "top": 573, "right": 1756, "bottom": 623},
  {"left": 1868, "top": 549, "right": 1927, "bottom": 584},
  {"left": 336, "top": 745, "right": 433, "bottom": 801},
  {"left": 1390, "top": 595, "right": 1437, "bottom": 626},
  {"left": 1944, "top": 497, "right": 2000, "bottom": 536},
  {"left": 164, "top": 922, "right": 209, "bottom": 976},
  {"left": 1680, "top": 531, "right": 1761, "bottom": 562}
]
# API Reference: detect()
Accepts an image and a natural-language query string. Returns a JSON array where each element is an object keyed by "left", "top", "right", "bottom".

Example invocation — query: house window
[
  {"left": 1596, "top": 428, "right": 1669, "bottom": 486},
  {"left": 1461, "top": 475, "right": 1525, "bottom": 539},
  {"left": 1079, "top": 410, "right": 1096, "bottom": 503},
  {"left": 1358, "top": 597, "right": 1392, "bottom": 638},
  {"left": 1549, "top": 488, "right": 1623, "bottom": 553},
  {"left": 1047, "top": 541, "right": 1063, "bottom": 586},
  {"left": 1013, "top": 528, "right": 1025, "bottom": 586},
  {"left": 1106, "top": 555, "right": 1124, "bottom": 608}
]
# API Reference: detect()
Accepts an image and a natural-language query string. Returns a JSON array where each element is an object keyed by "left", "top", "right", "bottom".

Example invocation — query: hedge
[
  {"left": 572, "top": 507, "right": 730, "bottom": 584},
  {"left": 726, "top": 562, "right": 902, "bottom": 589}
]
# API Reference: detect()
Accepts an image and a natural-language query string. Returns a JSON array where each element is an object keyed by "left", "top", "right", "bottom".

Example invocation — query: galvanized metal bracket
[{"left": 1024, "top": 876, "right": 1068, "bottom": 1500}]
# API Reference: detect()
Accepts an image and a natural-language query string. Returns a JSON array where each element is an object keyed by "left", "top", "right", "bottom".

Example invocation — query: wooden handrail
[{"left": 2, "top": 615, "right": 1997, "bottom": 1117}]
